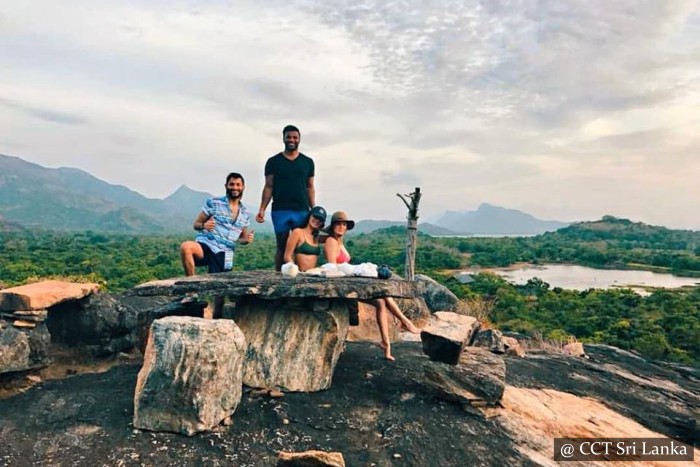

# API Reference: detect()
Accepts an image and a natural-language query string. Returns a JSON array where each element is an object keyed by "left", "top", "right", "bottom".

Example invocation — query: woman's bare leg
[
  {"left": 385, "top": 297, "right": 420, "bottom": 334},
  {"left": 375, "top": 299, "right": 394, "bottom": 361}
]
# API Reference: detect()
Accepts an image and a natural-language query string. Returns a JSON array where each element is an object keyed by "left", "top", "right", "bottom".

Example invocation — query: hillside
[
  {"left": 0, "top": 154, "right": 213, "bottom": 233},
  {"left": 549, "top": 215, "right": 700, "bottom": 251},
  {"left": 434, "top": 203, "right": 568, "bottom": 234}
]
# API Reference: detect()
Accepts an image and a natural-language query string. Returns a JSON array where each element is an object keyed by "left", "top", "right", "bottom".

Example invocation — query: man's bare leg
[{"left": 180, "top": 241, "right": 204, "bottom": 276}]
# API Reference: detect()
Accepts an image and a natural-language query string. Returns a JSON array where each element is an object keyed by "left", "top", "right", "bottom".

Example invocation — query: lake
[{"left": 458, "top": 264, "right": 700, "bottom": 292}]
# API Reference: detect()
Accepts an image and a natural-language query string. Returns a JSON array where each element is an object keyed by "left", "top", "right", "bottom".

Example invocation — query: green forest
[{"left": 1, "top": 216, "right": 699, "bottom": 366}]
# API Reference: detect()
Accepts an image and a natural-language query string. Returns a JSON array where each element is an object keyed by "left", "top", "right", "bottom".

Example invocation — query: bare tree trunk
[{"left": 397, "top": 188, "right": 421, "bottom": 280}]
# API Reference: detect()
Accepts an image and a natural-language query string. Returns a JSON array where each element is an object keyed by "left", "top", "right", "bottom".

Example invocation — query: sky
[{"left": 1, "top": 0, "right": 699, "bottom": 229}]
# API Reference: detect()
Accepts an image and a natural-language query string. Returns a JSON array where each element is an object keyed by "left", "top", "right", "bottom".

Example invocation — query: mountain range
[
  {"left": 0, "top": 154, "right": 569, "bottom": 235},
  {"left": 0, "top": 154, "right": 211, "bottom": 233}
]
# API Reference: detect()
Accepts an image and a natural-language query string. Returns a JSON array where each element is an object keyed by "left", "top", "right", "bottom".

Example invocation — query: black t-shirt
[{"left": 264, "top": 152, "right": 315, "bottom": 211}]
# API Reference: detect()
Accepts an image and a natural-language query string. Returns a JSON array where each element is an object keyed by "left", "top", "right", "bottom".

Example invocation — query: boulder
[
  {"left": 471, "top": 329, "right": 507, "bottom": 354},
  {"left": 563, "top": 342, "right": 586, "bottom": 357},
  {"left": 232, "top": 297, "right": 349, "bottom": 392},
  {"left": 502, "top": 336, "right": 526, "bottom": 357},
  {"left": 420, "top": 312, "right": 480, "bottom": 364},
  {"left": 133, "top": 316, "right": 246, "bottom": 436},
  {"left": 422, "top": 347, "right": 506, "bottom": 407},
  {"left": 46, "top": 292, "right": 139, "bottom": 357},
  {"left": 277, "top": 450, "right": 345, "bottom": 466},
  {"left": 0, "top": 323, "right": 50, "bottom": 374},
  {"left": 415, "top": 274, "right": 460, "bottom": 313},
  {"left": 0, "top": 280, "right": 99, "bottom": 311}
]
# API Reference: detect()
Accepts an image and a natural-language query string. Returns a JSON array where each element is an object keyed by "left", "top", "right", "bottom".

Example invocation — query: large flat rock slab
[
  {"left": 0, "top": 280, "right": 99, "bottom": 311},
  {"left": 130, "top": 270, "right": 423, "bottom": 301}
]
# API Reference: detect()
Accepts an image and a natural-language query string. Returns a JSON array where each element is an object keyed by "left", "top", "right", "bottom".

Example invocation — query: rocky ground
[{"left": 1, "top": 342, "right": 698, "bottom": 467}]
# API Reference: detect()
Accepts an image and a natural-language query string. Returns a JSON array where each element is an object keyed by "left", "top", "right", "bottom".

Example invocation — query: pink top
[{"left": 336, "top": 246, "right": 351, "bottom": 264}]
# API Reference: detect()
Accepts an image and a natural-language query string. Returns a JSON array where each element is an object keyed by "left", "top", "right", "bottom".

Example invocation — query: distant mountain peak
[
  {"left": 164, "top": 185, "right": 213, "bottom": 202},
  {"left": 434, "top": 204, "right": 569, "bottom": 235}
]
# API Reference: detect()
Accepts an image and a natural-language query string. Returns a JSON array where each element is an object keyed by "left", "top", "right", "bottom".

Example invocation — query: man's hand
[
  {"left": 255, "top": 211, "right": 265, "bottom": 223},
  {"left": 203, "top": 217, "right": 215, "bottom": 231},
  {"left": 244, "top": 230, "right": 255, "bottom": 244}
]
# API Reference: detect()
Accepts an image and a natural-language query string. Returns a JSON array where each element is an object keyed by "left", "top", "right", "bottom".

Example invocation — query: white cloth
[
  {"left": 281, "top": 261, "right": 299, "bottom": 277},
  {"left": 329, "top": 262, "right": 378, "bottom": 278}
]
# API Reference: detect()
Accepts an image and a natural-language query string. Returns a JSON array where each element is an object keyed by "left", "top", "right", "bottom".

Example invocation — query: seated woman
[
  {"left": 283, "top": 206, "right": 327, "bottom": 272},
  {"left": 323, "top": 211, "right": 420, "bottom": 361}
]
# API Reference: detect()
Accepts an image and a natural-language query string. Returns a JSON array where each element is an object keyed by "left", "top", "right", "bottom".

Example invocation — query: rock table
[{"left": 131, "top": 271, "right": 423, "bottom": 392}]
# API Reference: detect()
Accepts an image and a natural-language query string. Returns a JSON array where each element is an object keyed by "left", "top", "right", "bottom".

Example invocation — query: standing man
[
  {"left": 256, "top": 124, "right": 316, "bottom": 270},
  {"left": 181, "top": 172, "right": 255, "bottom": 276}
]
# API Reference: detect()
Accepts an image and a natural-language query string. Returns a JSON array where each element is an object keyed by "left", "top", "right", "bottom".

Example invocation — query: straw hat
[{"left": 323, "top": 211, "right": 355, "bottom": 233}]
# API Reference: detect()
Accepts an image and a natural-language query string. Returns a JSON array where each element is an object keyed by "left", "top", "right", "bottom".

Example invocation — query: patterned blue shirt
[{"left": 195, "top": 196, "right": 251, "bottom": 254}]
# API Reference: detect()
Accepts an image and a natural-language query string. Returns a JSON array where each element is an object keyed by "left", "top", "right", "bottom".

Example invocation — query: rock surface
[
  {"left": 0, "top": 280, "right": 99, "bottom": 311},
  {"left": 232, "top": 297, "right": 349, "bottom": 392},
  {"left": 1, "top": 342, "right": 698, "bottom": 466},
  {"left": 133, "top": 316, "right": 246, "bottom": 436},
  {"left": 414, "top": 274, "right": 460, "bottom": 312},
  {"left": 422, "top": 347, "right": 506, "bottom": 407},
  {"left": 420, "top": 312, "right": 479, "bottom": 364},
  {"left": 0, "top": 323, "right": 51, "bottom": 374},
  {"left": 277, "top": 450, "right": 345, "bottom": 466}
]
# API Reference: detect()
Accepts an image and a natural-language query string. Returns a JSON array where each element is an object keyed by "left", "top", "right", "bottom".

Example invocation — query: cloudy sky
[{"left": 1, "top": 1, "right": 699, "bottom": 228}]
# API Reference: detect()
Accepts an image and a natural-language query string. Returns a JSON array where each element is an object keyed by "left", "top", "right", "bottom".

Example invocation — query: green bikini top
[{"left": 294, "top": 240, "right": 321, "bottom": 256}]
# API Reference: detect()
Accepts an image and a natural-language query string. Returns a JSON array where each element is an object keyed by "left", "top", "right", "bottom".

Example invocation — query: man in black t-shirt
[{"left": 256, "top": 125, "right": 316, "bottom": 270}]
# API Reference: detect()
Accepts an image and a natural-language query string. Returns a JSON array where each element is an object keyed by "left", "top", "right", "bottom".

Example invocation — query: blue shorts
[{"left": 271, "top": 210, "right": 308, "bottom": 234}]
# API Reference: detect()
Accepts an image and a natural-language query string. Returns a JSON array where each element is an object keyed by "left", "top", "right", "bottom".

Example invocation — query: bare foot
[
  {"left": 384, "top": 349, "right": 395, "bottom": 361},
  {"left": 379, "top": 342, "right": 395, "bottom": 361},
  {"left": 401, "top": 322, "right": 421, "bottom": 334},
  {"left": 379, "top": 342, "right": 396, "bottom": 362}
]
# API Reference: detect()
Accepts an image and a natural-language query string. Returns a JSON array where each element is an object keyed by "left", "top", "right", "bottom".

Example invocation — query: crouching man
[{"left": 180, "top": 172, "right": 254, "bottom": 276}]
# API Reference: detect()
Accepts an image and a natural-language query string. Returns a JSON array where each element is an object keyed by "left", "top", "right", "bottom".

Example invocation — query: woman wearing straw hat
[{"left": 323, "top": 211, "right": 420, "bottom": 361}]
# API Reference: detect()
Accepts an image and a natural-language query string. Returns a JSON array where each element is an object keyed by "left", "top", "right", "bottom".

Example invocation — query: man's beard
[
  {"left": 227, "top": 189, "right": 243, "bottom": 200},
  {"left": 284, "top": 141, "right": 298, "bottom": 151}
]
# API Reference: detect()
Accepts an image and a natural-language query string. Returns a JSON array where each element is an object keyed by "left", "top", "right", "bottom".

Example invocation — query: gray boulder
[
  {"left": 471, "top": 329, "right": 507, "bottom": 354},
  {"left": 133, "top": 316, "right": 246, "bottom": 436},
  {"left": 415, "top": 274, "right": 460, "bottom": 313},
  {"left": 0, "top": 323, "right": 50, "bottom": 374}
]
